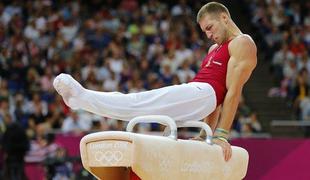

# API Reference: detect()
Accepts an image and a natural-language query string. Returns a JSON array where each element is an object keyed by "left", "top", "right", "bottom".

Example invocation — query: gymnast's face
[{"left": 199, "top": 13, "right": 229, "bottom": 45}]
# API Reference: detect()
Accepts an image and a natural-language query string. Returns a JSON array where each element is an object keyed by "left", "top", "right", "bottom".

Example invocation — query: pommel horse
[{"left": 80, "top": 115, "right": 249, "bottom": 180}]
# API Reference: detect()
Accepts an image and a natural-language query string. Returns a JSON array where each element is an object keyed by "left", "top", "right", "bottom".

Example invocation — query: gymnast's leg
[{"left": 53, "top": 73, "right": 217, "bottom": 121}]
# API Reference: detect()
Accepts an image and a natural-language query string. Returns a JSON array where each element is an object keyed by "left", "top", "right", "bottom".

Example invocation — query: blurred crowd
[
  {"left": 246, "top": 0, "right": 310, "bottom": 120},
  {"left": 0, "top": 0, "right": 261, "bottom": 179}
]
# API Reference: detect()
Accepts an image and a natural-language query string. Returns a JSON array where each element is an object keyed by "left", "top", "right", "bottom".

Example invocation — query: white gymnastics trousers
[{"left": 54, "top": 74, "right": 217, "bottom": 121}]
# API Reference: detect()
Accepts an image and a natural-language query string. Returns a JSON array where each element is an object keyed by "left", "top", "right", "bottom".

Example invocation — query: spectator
[
  {"left": 232, "top": 96, "right": 262, "bottom": 137},
  {"left": 176, "top": 60, "right": 196, "bottom": 83},
  {"left": 11, "top": 93, "right": 28, "bottom": 126},
  {"left": 26, "top": 93, "right": 48, "bottom": 125},
  {"left": 25, "top": 126, "right": 59, "bottom": 163},
  {"left": 292, "top": 69, "right": 309, "bottom": 119},
  {"left": 44, "top": 146, "right": 73, "bottom": 180},
  {"left": 271, "top": 43, "right": 295, "bottom": 86},
  {"left": 61, "top": 111, "right": 90, "bottom": 134},
  {"left": 300, "top": 97, "right": 310, "bottom": 120},
  {"left": 2, "top": 122, "right": 29, "bottom": 180},
  {"left": 289, "top": 36, "right": 306, "bottom": 57},
  {"left": 103, "top": 71, "right": 120, "bottom": 92}
]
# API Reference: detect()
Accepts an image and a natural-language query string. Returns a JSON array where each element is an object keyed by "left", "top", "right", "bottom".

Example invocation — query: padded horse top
[{"left": 80, "top": 115, "right": 249, "bottom": 180}]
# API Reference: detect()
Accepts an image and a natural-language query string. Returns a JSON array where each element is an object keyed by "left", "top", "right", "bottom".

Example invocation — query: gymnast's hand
[{"left": 213, "top": 138, "right": 232, "bottom": 162}]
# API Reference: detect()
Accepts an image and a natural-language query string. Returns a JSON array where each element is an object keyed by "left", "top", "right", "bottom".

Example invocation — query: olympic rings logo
[{"left": 95, "top": 151, "right": 123, "bottom": 165}]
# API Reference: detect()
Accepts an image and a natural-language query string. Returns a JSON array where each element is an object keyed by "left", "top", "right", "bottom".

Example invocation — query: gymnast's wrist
[
  {"left": 212, "top": 135, "right": 228, "bottom": 143},
  {"left": 214, "top": 128, "right": 229, "bottom": 139},
  {"left": 215, "top": 127, "right": 229, "bottom": 134},
  {"left": 213, "top": 128, "right": 229, "bottom": 143}
]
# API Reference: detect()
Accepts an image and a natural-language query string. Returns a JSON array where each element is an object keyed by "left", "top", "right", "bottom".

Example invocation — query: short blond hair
[{"left": 196, "top": 2, "right": 230, "bottom": 23}]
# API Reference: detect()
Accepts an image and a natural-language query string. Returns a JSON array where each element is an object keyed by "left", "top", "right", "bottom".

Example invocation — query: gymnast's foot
[{"left": 53, "top": 73, "right": 85, "bottom": 110}]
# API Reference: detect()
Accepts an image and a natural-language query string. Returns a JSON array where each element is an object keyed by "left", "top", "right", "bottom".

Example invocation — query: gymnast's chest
[{"left": 202, "top": 47, "right": 230, "bottom": 69}]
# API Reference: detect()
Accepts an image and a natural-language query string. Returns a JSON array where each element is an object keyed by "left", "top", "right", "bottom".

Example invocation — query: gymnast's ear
[{"left": 220, "top": 12, "right": 229, "bottom": 24}]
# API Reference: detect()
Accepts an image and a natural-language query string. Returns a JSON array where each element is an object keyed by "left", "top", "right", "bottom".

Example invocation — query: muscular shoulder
[
  {"left": 226, "top": 34, "right": 257, "bottom": 89},
  {"left": 229, "top": 34, "right": 257, "bottom": 57},
  {"left": 228, "top": 34, "right": 257, "bottom": 67}
]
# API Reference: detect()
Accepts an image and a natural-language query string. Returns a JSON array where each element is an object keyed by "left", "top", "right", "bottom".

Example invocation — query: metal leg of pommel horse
[{"left": 80, "top": 115, "right": 249, "bottom": 180}]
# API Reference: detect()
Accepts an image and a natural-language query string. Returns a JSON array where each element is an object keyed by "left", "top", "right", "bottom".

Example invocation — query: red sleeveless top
[{"left": 191, "top": 40, "right": 231, "bottom": 106}]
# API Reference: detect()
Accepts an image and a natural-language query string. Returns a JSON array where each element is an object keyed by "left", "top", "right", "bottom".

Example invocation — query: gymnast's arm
[{"left": 214, "top": 35, "right": 257, "bottom": 161}]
